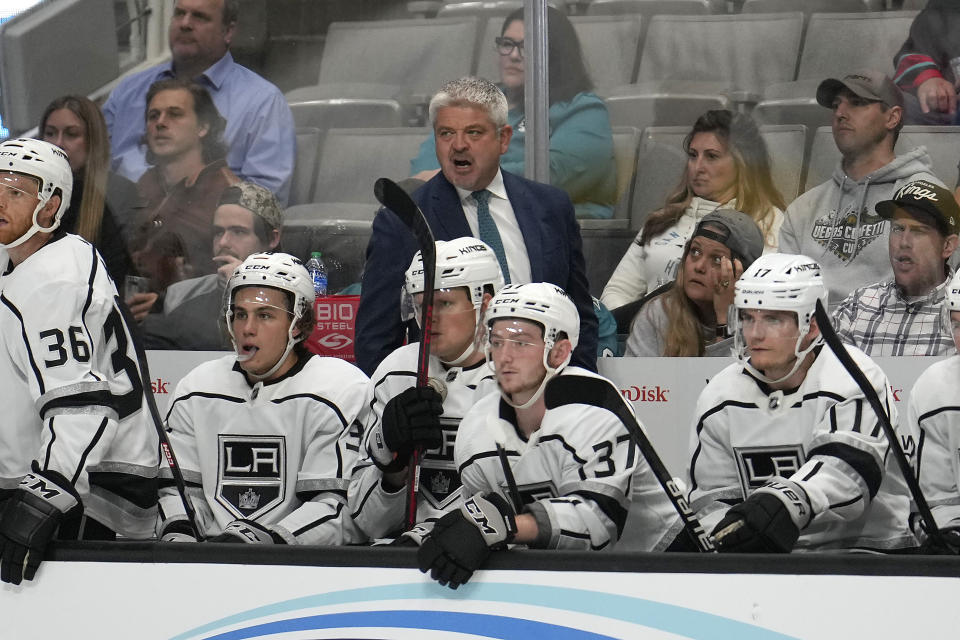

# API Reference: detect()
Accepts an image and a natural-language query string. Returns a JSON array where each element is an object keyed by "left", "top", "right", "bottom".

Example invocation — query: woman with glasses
[{"left": 410, "top": 6, "right": 616, "bottom": 220}]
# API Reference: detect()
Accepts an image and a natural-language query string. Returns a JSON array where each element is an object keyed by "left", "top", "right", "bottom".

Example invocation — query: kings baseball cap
[
  {"left": 875, "top": 179, "right": 960, "bottom": 236},
  {"left": 816, "top": 69, "right": 903, "bottom": 109},
  {"left": 693, "top": 209, "right": 765, "bottom": 269}
]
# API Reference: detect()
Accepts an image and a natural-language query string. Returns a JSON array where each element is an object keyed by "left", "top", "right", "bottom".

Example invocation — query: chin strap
[{"left": 0, "top": 200, "right": 59, "bottom": 250}]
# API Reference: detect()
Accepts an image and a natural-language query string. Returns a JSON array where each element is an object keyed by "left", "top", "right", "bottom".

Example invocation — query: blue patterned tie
[{"left": 472, "top": 189, "right": 511, "bottom": 284}]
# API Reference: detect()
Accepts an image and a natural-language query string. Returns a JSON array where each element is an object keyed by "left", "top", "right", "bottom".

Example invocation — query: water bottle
[{"left": 306, "top": 251, "right": 327, "bottom": 297}]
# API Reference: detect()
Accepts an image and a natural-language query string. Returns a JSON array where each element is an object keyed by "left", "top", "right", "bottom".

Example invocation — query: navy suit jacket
[{"left": 356, "top": 170, "right": 598, "bottom": 375}]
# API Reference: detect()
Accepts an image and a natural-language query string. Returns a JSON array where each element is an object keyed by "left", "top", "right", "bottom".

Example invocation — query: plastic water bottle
[{"left": 306, "top": 251, "right": 327, "bottom": 297}]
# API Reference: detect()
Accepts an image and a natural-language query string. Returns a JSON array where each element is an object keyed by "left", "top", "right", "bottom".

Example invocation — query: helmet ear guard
[
  {"left": 731, "top": 253, "right": 827, "bottom": 385},
  {"left": 224, "top": 252, "right": 315, "bottom": 381},
  {"left": 0, "top": 138, "right": 73, "bottom": 249}
]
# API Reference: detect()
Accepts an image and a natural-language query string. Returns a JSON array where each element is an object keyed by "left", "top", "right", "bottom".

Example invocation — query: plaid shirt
[{"left": 832, "top": 274, "right": 955, "bottom": 356}]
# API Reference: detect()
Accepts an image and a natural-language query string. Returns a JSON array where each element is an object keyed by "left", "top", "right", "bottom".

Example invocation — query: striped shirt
[{"left": 832, "top": 275, "right": 954, "bottom": 357}]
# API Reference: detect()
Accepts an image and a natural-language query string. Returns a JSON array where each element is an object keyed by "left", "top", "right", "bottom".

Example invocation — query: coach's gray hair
[{"left": 428, "top": 77, "right": 509, "bottom": 129}]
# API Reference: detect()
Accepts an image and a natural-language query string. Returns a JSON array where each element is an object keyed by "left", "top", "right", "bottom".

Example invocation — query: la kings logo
[
  {"left": 810, "top": 207, "right": 886, "bottom": 263},
  {"left": 216, "top": 435, "right": 286, "bottom": 520},
  {"left": 420, "top": 426, "right": 462, "bottom": 510},
  {"left": 734, "top": 445, "right": 805, "bottom": 498}
]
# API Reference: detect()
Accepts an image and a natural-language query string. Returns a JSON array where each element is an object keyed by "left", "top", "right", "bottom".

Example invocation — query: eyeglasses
[{"left": 495, "top": 37, "right": 524, "bottom": 57}]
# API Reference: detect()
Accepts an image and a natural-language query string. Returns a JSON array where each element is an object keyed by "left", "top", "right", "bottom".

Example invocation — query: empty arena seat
[
  {"left": 290, "top": 127, "right": 322, "bottom": 206},
  {"left": 753, "top": 11, "right": 920, "bottom": 142},
  {"left": 310, "top": 127, "right": 432, "bottom": 206},
  {"left": 741, "top": 0, "right": 883, "bottom": 14},
  {"left": 803, "top": 125, "right": 960, "bottom": 193},
  {"left": 585, "top": 0, "right": 719, "bottom": 17}
]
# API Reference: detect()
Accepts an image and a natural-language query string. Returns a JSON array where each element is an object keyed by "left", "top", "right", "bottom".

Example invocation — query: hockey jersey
[
  {"left": 456, "top": 367, "right": 682, "bottom": 551},
  {"left": 159, "top": 352, "right": 367, "bottom": 544},
  {"left": 688, "top": 345, "right": 917, "bottom": 551},
  {"left": 0, "top": 233, "right": 158, "bottom": 537},
  {"left": 909, "top": 355, "right": 960, "bottom": 532},
  {"left": 348, "top": 343, "right": 498, "bottom": 539}
]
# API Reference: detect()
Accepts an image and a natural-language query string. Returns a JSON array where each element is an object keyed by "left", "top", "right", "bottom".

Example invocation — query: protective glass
[
  {"left": 0, "top": 173, "right": 40, "bottom": 203},
  {"left": 400, "top": 288, "right": 474, "bottom": 325}
]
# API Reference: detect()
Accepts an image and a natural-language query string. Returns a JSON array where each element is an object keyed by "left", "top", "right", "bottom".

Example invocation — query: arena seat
[
  {"left": 282, "top": 209, "right": 374, "bottom": 293},
  {"left": 804, "top": 125, "right": 960, "bottom": 193},
  {"left": 610, "top": 125, "right": 642, "bottom": 224},
  {"left": 309, "top": 127, "right": 431, "bottom": 207},
  {"left": 752, "top": 11, "right": 920, "bottom": 146},
  {"left": 607, "top": 13, "right": 803, "bottom": 133},
  {"left": 740, "top": 0, "right": 883, "bottom": 14},
  {"left": 290, "top": 127, "right": 322, "bottom": 206},
  {"left": 585, "top": 0, "right": 720, "bottom": 17},
  {"left": 284, "top": 18, "right": 479, "bottom": 128}
]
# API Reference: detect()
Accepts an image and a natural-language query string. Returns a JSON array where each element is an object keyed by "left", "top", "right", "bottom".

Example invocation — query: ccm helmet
[
  {"left": 0, "top": 138, "right": 73, "bottom": 249},
  {"left": 484, "top": 282, "right": 580, "bottom": 408},
  {"left": 732, "top": 253, "right": 828, "bottom": 384},
  {"left": 225, "top": 252, "right": 315, "bottom": 380},
  {"left": 404, "top": 237, "right": 504, "bottom": 365}
]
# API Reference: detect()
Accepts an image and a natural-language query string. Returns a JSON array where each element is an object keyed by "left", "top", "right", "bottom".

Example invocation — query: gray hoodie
[{"left": 779, "top": 146, "right": 942, "bottom": 304}]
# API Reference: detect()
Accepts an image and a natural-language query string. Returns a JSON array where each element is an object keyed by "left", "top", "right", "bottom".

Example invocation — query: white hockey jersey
[
  {"left": 688, "top": 345, "right": 917, "bottom": 551},
  {"left": 909, "top": 355, "right": 960, "bottom": 532},
  {"left": 456, "top": 367, "right": 682, "bottom": 551},
  {"left": 0, "top": 233, "right": 158, "bottom": 537},
  {"left": 348, "top": 343, "right": 498, "bottom": 538},
  {"left": 159, "top": 352, "right": 367, "bottom": 544}
]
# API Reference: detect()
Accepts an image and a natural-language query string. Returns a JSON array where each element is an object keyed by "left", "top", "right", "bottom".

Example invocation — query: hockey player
[
  {"left": 0, "top": 138, "right": 158, "bottom": 585},
  {"left": 688, "top": 253, "right": 917, "bottom": 553},
  {"left": 418, "top": 283, "right": 684, "bottom": 590},
  {"left": 348, "top": 238, "right": 504, "bottom": 541},
  {"left": 908, "top": 269, "right": 960, "bottom": 551},
  {"left": 157, "top": 252, "right": 367, "bottom": 545}
]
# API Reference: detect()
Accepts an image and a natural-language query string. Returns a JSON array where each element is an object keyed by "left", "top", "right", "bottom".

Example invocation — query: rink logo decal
[
  {"left": 734, "top": 445, "right": 805, "bottom": 496},
  {"left": 216, "top": 435, "right": 286, "bottom": 520}
]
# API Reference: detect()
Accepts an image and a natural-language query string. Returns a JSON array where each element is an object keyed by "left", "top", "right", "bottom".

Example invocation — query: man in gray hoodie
[{"left": 780, "top": 70, "right": 944, "bottom": 304}]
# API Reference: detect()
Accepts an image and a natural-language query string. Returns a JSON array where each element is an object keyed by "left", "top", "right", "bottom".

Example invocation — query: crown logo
[
  {"left": 430, "top": 473, "right": 451, "bottom": 495},
  {"left": 238, "top": 488, "right": 261, "bottom": 510}
]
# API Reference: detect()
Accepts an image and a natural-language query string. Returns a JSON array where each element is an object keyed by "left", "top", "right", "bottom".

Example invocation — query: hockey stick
[
  {"left": 496, "top": 443, "right": 524, "bottom": 513},
  {"left": 374, "top": 177, "right": 437, "bottom": 530},
  {"left": 545, "top": 376, "right": 716, "bottom": 552},
  {"left": 116, "top": 299, "right": 203, "bottom": 541},
  {"left": 814, "top": 300, "right": 951, "bottom": 552}
]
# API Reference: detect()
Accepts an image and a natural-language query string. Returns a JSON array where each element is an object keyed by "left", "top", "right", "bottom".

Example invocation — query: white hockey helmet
[
  {"left": 732, "top": 253, "right": 828, "bottom": 384},
  {"left": 0, "top": 138, "right": 73, "bottom": 249},
  {"left": 225, "top": 252, "right": 315, "bottom": 381},
  {"left": 940, "top": 269, "right": 960, "bottom": 348},
  {"left": 484, "top": 282, "right": 580, "bottom": 408}
]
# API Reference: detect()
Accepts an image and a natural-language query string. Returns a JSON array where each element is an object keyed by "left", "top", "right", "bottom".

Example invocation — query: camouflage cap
[{"left": 217, "top": 181, "right": 283, "bottom": 230}]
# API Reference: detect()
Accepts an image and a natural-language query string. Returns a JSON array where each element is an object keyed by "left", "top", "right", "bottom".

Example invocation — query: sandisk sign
[{"left": 305, "top": 296, "right": 361, "bottom": 362}]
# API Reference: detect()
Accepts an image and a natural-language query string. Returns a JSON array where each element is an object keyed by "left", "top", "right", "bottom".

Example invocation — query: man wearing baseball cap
[
  {"left": 832, "top": 179, "right": 959, "bottom": 356},
  {"left": 780, "top": 69, "right": 945, "bottom": 304},
  {"left": 142, "top": 180, "right": 283, "bottom": 349}
]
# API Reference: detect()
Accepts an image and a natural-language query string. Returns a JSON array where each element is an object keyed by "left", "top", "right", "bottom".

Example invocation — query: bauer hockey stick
[
  {"left": 814, "top": 299, "right": 952, "bottom": 552},
  {"left": 117, "top": 300, "right": 203, "bottom": 541},
  {"left": 374, "top": 177, "right": 437, "bottom": 530},
  {"left": 545, "top": 375, "right": 716, "bottom": 552}
]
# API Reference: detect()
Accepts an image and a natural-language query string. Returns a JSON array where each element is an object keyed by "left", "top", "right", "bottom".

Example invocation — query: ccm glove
[
  {"left": 158, "top": 518, "right": 199, "bottom": 543},
  {"left": 0, "top": 467, "right": 81, "bottom": 585},
  {"left": 371, "top": 386, "right": 444, "bottom": 471},
  {"left": 713, "top": 480, "right": 812, "bottom": 553},
  {"left": 210, "top": 519, "right": 286, "bottom": 544},
  {"left": 392, "top": 521, "right": 434, "bottom": 547},
  {"left": 417, "top": 493, "right": 516, "bottom": 589}
]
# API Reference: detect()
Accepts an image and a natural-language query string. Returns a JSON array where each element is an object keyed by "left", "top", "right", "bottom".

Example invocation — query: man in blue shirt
[{"left": 102, "top": 0, "right": 294, "bottom": 204}]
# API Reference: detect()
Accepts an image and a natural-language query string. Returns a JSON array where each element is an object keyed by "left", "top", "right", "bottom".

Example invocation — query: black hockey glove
[
  {"left": 712, "top": 480, "right": 811, "bottom": 553},
  {"left": 209, "top": 519, "right": 286, "bottom": 544},
  {"left": 919, "top": 527, "right": 960, "bottom": 555},
  {"left": 158, "top": 518, "right": 199, "bottom": 543},
  {"left": 417, "top": 493, "right": 516, "bottom": 590},
  {"left": 371, "top": 386, "right": 444, "bottom": 471},
  {"left": 0, "top": 467, "right": 81, "bottom": 585}
]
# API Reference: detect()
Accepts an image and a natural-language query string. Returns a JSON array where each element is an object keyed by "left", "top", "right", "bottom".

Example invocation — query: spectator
[
  {"left": 141, "top": 181, "right": 282, "bottom": 350},
  {"left": 779, "top": 70, "right": 943, "bottom": 303},
  {"left": 602, "top": 110, "right": 784, "bottom": 310},
  {"left": 624, "top": 209, "right": 764, "bottom": 357},
  {"left": 39, "top": 95, "right": 138, "bottom": 285},
  {"left": 893, "top": 0, "right": 960, "bottom": 125},
  {"left": 833, "top": 179, "right": 959, "bottom": 356},
  {"left": 908, "top": 268, "right": 960, "bottom": 552},
  {"left": 357, "top": 77, "right": 597, "bottom": 376},
  {"left": 129, "top": 78, "right": 238, "bottom": 321},
  {"left": 102, "top": 0, "right": 294, "bottom": 203},
  {"left": 410, "top": 7, "right": 616, "bottom": 219},
  {"left": 157, "top": 253, "right": 367, "bottom": 545},
  {"left": 688, "top": 253, "right": 917, "bottom": 553}
]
